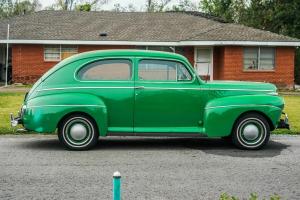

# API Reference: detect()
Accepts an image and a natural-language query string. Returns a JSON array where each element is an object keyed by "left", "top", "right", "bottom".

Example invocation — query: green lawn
[
  {"left": 0, "top": 92, "right": 299, "bottom": 135},
  {"left": 0, "top": 92, "right": 25, "bottom": 134}
]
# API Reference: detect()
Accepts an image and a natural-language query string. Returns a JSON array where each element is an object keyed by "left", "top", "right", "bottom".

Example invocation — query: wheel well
[
  {"left": 57, "top": 111, "right": 99, "bottom": 133},
  {"left": 232, "top": 111, "right": 275, "bottom": 132}
]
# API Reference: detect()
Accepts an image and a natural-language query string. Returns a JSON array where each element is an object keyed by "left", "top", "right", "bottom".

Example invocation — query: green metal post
[{"left": 113, "top": 171, "right": 121, "bottom": 200}]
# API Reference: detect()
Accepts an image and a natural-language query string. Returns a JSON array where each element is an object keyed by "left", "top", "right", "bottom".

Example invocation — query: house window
[
  {"left": 44, "top": 45, "right": 78, "bottom": 61},
  {"left": 136, "top": 46, "right": 175, "bottom": 53},
  {"left": 243, "top": 47, "right": 275, "bottom": 70}
]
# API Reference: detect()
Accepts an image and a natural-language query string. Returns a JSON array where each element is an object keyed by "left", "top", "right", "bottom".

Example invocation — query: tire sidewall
[
  {"left": 58, "top": 114, "right": 98, "bottom": 150},
  {"left": 232, "top": 113, "right": 270, "bottom": 150}
]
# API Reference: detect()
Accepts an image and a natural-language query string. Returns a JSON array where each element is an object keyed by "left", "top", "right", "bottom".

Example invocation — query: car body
[{"left": 11, "top": 50, "right": 289, "bottom": 150}]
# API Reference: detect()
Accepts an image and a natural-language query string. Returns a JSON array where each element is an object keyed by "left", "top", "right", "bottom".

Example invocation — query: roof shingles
[{"left": 0, "top": 10, "right": 298, "bottom": 42}]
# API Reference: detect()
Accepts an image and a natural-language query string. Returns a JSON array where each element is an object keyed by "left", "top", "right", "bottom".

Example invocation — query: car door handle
[{"left": 135, "top": 86, "right": 145, "bottom": 90}]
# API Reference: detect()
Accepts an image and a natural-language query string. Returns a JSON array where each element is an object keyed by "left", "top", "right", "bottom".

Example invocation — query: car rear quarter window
[
  {"left": 78, "top": 59, "right": 132, "bottom": 81},
  {"left": 138, "top": 59, "right": 191, "bottom": 81}
]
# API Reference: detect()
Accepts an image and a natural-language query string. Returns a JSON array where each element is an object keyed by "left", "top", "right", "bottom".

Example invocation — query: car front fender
[
  {"left": 203, "top": 95, "right": 284, "bottom": 137},
  {"left": 23, "top": 93, "right": 108, "bottom": 136}
]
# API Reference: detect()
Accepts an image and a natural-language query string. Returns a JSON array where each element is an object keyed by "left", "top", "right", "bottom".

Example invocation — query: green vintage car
[{"left": 11, "top": 50, "right": 289, "bottom": 150}]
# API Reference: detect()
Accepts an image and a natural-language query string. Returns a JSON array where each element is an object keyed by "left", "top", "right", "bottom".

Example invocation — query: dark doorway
[{"left": 0, "top": 45, "right": 12, "bottom": 84}]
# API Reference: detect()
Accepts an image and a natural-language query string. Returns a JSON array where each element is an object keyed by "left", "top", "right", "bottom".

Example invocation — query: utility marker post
[{"left": 113, "top": 171, "right": 121, "bottom": 200}]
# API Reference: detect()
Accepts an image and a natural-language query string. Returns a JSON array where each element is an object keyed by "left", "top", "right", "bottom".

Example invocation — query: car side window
[
  {"left": 138, "top": 59, "right": 192, "bottom": 81},
  {"left": 78, "top": 59, "right": 132, "bottom": 81}
]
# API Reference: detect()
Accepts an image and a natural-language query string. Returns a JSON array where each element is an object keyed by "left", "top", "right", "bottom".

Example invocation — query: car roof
[
  {"left": 68, "top": 49, "right": 188, "bottom": 62},
  {"left": 40, "top": 49, "right": 190, "bottom": 81}
]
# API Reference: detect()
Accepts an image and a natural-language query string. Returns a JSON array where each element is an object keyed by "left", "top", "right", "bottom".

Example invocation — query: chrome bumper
[
  {"left": 277, "top": 112, "right": 290, "bottom": 129},
  {"left": 10, "top": 112, "right": 22, "bottom": 127}
]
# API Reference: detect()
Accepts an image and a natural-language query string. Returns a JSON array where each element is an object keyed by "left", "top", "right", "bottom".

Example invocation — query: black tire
[
  {"left": 232, "top": 113, "right": 270, "bottom": 150},
  {"left": 58, "top": 114, "right": 98, "bottom": 150}
]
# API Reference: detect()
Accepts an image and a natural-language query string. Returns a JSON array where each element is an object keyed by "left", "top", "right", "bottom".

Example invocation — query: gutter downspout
[{"left": 5, "top": 24, "right": 9, "bottom": 87}]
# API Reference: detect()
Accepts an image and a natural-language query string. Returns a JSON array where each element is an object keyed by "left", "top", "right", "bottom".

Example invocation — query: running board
[{"left": 106, "top": 132, "right": 207, "bottom": 137}]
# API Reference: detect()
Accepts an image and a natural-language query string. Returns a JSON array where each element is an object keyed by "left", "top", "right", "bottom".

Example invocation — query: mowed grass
[
  {"left": 0, "top": 92, "right": 299, "bottom": 135},
  {"left": 273, "top": 95, "right": 300, "bottom": 135},
  {"left": 0, "top": 92, "right": 26, "bottom": 134}
]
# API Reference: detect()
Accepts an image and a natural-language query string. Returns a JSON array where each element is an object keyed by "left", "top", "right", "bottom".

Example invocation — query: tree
[
  {"left": 168, "top": 0, "right": 198, "bottom": 11},
  {"left": 76, "top": 3, "right": 91, "bottom": 11},
  {"left": 146, "top": 0, "right": 172, "bottom": 12},
  {"left": 201, "top": 0, "right": 300, "bottom": 85},
  {"left": 48, "top": 0, "right": 107, "bottom": 11},
  {"left": 200, "top": 0, "right": 235, "bottom": 22},
  {"left": 112, "top": 3, "right": 136, "bottom": 12},
  {"left": 0, "top": 0, "right": 41, "bottom": 19}
]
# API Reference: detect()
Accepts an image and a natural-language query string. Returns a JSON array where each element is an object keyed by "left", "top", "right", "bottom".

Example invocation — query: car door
[
  {"left": 76, "top": 57, "right": 135, "bottom": 133},
  {"left": 134, "top": 58, "right": 206, "bottom": 134}
]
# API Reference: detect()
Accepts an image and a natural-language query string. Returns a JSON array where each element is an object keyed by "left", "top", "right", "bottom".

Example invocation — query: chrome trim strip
[
  {"left": 28, "top": 105, "right": 105, "bottom": 108},
  {"left": 205, "top": 104, "right": 280, "bottom": 110},
  {"left": 37, "top": 86, "right": 133, "bottom": 92},
  {"left": 37, "top": 86, "right": 274, "bottom": 92}
]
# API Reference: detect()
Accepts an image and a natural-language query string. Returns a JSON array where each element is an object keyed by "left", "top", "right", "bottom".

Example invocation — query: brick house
[{"left": 0, "top": 11, "right": 299, "bottom": 87}]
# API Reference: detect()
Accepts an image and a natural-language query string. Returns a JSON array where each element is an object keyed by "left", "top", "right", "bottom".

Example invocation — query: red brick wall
[
  {"left": 213, "top": 46, "right": 295, "bottom": 88},
  {"left": 12, "top": 44, "right": 294, "bottom": 87},
  {"left": 12, "top": 44, "right": 195, "bottom": 84},
  {"left": 12, "top": 44, "right": 134, "bottom": 83},
  {"left": 12, "top": 44, "right": 57, "bottom": 83}
]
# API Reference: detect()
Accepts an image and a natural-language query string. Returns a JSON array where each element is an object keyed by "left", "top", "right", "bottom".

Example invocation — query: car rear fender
[{"left": 23, "top": 93, "right": 108, "bottom": 136}]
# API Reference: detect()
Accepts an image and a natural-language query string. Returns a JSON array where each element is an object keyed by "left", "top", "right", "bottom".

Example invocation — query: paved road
[{"left": 0, "top": 135, "right": 299, "bottom": 200}]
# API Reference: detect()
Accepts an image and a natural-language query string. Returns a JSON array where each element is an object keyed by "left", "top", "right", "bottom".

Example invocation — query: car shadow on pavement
[
  {"left": 20, "top": 137, "right": 289, "bottom": 158},
  {"left": 94, "top": 137, "right": 288, "bottom": 158}
]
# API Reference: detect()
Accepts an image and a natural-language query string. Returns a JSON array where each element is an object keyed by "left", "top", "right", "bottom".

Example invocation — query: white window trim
[
  {"left": 194, "top": 47, "right": 214, "bottom": 81},
  {"left": 243, "top": 47, "right": 275, "bottom": 71},
  {"left": 44, "top": 45, "right": 78, "bottom": 62}
]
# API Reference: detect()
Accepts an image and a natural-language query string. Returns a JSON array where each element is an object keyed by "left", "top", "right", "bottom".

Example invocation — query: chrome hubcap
[
  {"left": 70, "top": 123, "right": 87, "bottom": 141},
  {"left": 237, "top": 117, "right": 267, "bottom": 148},
  {"left": 243, "top": 124, "right": 259, "bottom": 141},
  {"left": 63, "top": 117, "right": 94, "bottom": 147}
]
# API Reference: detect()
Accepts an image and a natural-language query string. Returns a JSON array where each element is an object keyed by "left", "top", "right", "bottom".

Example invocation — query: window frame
[
  {"left": 75, "top": 58, "right": 134, "bottom": 82},
  {"left": 44, "top": 45, "right": 78, "bottom": 62},
  {"left": 243, "top": 47, "right": 276, "bottom": 71},
  {"left": 136, "top": 58, "right": 194, "bottom": 83}
]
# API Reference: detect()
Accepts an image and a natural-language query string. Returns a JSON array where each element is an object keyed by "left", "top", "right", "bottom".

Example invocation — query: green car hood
[{"left": 206, "top": 80, "right": 277, "bottom": 93}]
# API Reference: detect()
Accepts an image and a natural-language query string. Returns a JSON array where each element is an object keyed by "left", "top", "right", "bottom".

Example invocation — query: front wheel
[
  {"left": 58, "top": 114, "right": 98, "bottom": 150},
  {"left": 232, "top": 113, "right": 270, "bottom": 150}
]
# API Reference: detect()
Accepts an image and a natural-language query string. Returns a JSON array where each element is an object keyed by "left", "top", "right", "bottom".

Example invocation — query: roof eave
[{"left": 0, "top": 39, "right": 300, "bottom": 47}]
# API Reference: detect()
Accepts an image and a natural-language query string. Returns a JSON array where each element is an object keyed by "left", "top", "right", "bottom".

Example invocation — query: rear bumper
[
  {"left": 10, "top": 113, "right": 23, "bottom": 127},
  {"left": 277, "top": 112, "right": 290, "bottom": 129}
]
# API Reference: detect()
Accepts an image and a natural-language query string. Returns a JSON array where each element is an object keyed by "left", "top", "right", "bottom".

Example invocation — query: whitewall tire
[{"left": 58, "top": 114, "right": 98, "bottom": 150}]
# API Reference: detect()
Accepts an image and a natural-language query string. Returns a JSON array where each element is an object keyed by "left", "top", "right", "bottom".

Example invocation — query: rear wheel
[
  {"left": 232, "top": 113, "right": 270, "bottom": 150},
  {"left": 58, "top": 114, "right": 98, "bottom": 150}
]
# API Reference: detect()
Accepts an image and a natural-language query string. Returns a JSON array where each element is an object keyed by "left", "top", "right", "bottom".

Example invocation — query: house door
[{"left": 195, "top": 48, "right": 213, "bottom": 80}]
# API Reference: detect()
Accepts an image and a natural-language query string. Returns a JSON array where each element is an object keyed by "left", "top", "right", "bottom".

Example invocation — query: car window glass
[
  {"left": 138, "top": 60, "right": 191, "bottom": 81},
  {"left": 78, "top": 59, "right": 132, "bottom": 81}
]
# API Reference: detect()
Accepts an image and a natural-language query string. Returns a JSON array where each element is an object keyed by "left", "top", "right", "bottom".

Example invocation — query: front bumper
[{"left": 277, "top": 112, "right": 290, "bottom": 129}]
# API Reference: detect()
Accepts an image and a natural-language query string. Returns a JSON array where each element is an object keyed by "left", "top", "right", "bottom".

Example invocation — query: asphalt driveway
[{"left": 0, "top": 135, "right": 299, "bottom": 200}]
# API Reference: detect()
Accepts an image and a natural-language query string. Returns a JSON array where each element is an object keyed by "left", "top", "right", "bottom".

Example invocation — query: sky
[{"left": 40, "top": 0, "right": 200, "bottom": 10}]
